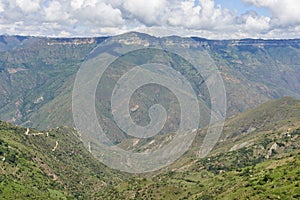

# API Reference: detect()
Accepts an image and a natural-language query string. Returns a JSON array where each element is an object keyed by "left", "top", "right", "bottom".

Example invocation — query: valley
[
  {"left": 0, "top": 33, "right": 300, "bottom": 199},
  {"left": 0, "top": 33, "right": 299, "bottom": 134}
]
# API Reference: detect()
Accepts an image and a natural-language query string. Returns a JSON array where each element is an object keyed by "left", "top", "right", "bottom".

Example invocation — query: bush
[{"left": 6, "top": 153, "right": 17, "bottom": 164}]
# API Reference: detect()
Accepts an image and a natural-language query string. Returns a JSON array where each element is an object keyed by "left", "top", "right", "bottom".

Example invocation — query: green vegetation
[
  {"left": 0, "top": 33, "right": 299, "bottom": 199},
  {"left": 99, "top": 127, "right": 300, "bottom": 199},
  {"left": 1, "top": 97, "right": 299, "bottom": 199},
  {"left": 0, "top": 121, "right": 129, "bottom": 199}
]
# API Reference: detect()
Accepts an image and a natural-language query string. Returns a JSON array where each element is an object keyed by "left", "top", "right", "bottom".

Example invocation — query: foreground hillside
[
  {"left": 104, "top": 97, "right": 300, "bottom": 199},
  {"left": 1, "top": 97, "right": 300, "bottom": 199},
  {"left": 0, "top": 121, "right": 129, "bottom": 199}
]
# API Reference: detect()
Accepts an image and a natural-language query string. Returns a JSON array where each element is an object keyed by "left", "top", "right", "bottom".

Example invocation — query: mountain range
[
  {"left": 0, "top": 32, "right": 299, "bottom": 134},
  {"left": 0, "top": 32, "right": 300, "bottom": 199}
]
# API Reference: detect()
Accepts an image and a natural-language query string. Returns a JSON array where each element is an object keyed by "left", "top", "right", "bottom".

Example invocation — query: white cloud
[
  {"left": 0, "top": 0, "right": 299, "bottom": 38},
  {"left": 70, "top": 0, "right": 84, "bottom": 10},
  {"left": 0, "top": 1, "right": 5, "bottom": 12},
  {"left": 240, "top": 11, "right": 271, "bottom": 32},
  {"left": 59, "top": 30, "right": 71, "bottom": 37},
  {"left": 123, "top": 0, "right": 168, "bottom": 26},
  {"left": 243, "top": 0, "right": 300, "bottom": 26},
  {"left": 44, "top": 1, "right": 69, "bottom": 22},
  {"left": 16, "top": 0, "right": 41, "bottom": 13},
  {"left": 75, "top": 2, "right": 124, "bottom": 27}
]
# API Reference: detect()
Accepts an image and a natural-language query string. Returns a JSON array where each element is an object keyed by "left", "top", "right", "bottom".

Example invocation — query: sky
[{"left": 0, "top": 0, "right": 299, "bottom": 39}]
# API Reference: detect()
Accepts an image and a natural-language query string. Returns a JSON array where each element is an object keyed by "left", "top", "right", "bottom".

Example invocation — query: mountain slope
[
  {"left": 0, "top": 121, "right": 128, "bottom": 199},
  {"left": 118, "top": 97, "right": 300, "bottom": 158},
  {"left": 100, "top": 97, "right": 300, "bottom": 199},
  {"left": 0, "top": 33, "right": 299, "bottom": 135},
  {"left": 0, "top": 36, "right": 107, "bottom": 129},
  {"left": 1, "top": 97, "right": 299, "bottom": 199},
  {"left": 100, "top": 153, "right": 300, "bottom": 199}
]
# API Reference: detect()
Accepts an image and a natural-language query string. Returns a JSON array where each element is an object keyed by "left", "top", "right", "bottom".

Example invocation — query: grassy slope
[
  {"left": 99, "top": 128, "right": 300, "bottom": 199},
  {"left": 0, "top": 96, "right": 299, "bottom": 199},
  {"left": 100, "top": 97, "right": 300, "bottom": 199},
  {"left": 0, "top": 121, "right": 129, "bottom": 199}
]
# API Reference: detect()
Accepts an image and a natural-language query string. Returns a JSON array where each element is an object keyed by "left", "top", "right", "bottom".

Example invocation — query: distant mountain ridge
[
  {"left": 0, "top": 32, "right": 299, "bottom": 136},
  {"left": 1, "top": 33, "right": 300, "bottom": 53}
]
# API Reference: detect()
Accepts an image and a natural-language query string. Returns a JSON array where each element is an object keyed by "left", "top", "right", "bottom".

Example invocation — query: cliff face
[
  {"left": 191, "top": 37, "right": 300, "bottom": 47},
  {"left": 1, "top": 34, "right": 299, "bottom": 54},
  {"left": 45, "top": 38, "right": 96, "bottom": 46}
]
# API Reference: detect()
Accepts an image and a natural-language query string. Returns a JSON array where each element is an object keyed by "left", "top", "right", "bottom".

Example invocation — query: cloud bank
[{"left": 0, "top": 0, "right": 299, "bottom": 39}]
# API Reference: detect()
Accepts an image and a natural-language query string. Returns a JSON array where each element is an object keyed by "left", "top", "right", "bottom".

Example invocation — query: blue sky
[
  {"left": 0, "top": 0, "right": 299, "bottom": 39},
  {"left": 214, "top": 0, "right": 270, "bottom": 16}
]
